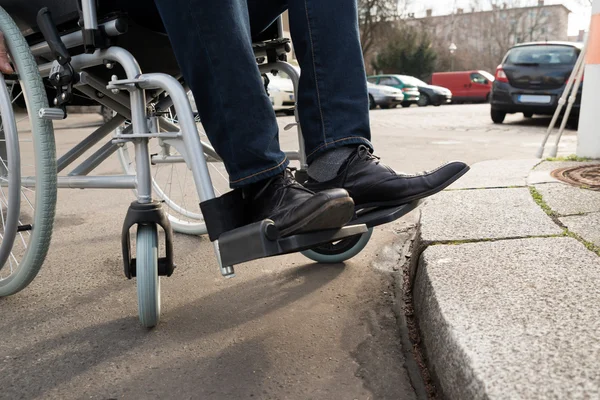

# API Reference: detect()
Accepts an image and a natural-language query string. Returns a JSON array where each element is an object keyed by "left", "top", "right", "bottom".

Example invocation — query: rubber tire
[
  {"left": 136, "top": 224, "right": 160, "bottom": 328},
  {"left": 100, "top": 105, "right": 115, "bottom": 123},
  {"left": 0, "top": 7, "right": 57, "bottom": 297},
  {"left": 380, "top": 104, "right": 391, "bottom": 109},
  {"left": 491, "top": 109, "right": 506, "bottom": 124},
  {"left": 401, "top": 102, "right": 411, "bottom": 108},
  {"left": 301, "top": 228, "right": 373, "bottom": 264},
  {"left": 523, "top": 112, "right": 533, "bottom": 118},
  {"left": 417, "top": 95, "right": 430, "bottom": 107},
  {"left": 368, "top": 95, "right": 376, "bottom": 110}
]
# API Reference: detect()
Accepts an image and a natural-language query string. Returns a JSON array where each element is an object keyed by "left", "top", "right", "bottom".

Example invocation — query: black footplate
[
  {"left": 350, "top": 200, "right": 421, "bottom": 229},
  {"left": 218, "top": 221, "right": 368, "bottom": 267},
  {"left": 200, "top": 190, "right": 368, "bottom": 266}
]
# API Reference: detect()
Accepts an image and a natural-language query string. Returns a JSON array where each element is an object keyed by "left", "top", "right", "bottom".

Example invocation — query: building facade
[{"left": 405, "top": 2, "right": 570, "bottom": 74}]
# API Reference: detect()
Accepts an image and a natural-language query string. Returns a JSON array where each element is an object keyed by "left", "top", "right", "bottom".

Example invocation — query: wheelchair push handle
[{"left": 36, "top": 7, "right": 71, "bottom": 66}]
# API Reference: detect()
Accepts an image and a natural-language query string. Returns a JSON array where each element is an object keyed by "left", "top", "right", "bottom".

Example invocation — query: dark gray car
[{"left": 490, "top": 41, "right": 583, "bottom": 124}]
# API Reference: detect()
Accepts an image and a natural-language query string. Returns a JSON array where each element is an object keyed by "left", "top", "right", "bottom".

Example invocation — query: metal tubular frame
[
  {"left": 43, "top": 58, "right": 304, "bottom": 192},
  {"left": 25, "top": 3, "right": 306, "bottom": 275}
]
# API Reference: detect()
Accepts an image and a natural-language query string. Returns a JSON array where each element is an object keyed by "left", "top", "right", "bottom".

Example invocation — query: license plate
[{"left": 518, "top": 94, "right": 551, "bottom": 104}]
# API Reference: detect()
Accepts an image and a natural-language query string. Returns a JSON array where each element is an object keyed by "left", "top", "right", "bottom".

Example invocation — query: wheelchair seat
[{"left": 2, "top": 0, "right": 289, "bottom": 75}]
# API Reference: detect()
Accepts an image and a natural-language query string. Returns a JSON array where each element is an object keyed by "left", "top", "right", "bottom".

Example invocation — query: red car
[{"left": 431, "top": 71, "right": 494, "bottom": 103}]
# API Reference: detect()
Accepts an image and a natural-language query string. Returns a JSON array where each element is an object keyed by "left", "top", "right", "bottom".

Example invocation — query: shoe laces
[
  {"left": 356, "top": 145, "right": 380, "bottom": 165},
  {"left": 250, "top": 168, "right": 311, "bottom": 202}
]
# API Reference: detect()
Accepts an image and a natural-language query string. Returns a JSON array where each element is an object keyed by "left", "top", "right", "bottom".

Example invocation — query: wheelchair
[{"left": 0, "top": 0, "right": 418, "bottom": 327}]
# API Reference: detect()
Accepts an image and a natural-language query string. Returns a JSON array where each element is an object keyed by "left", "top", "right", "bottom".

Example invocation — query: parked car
[
  {"left": 393, "top": 75, "right": 452, "bottom": 106},
  {"left": 366, "top": 82, "right": 404, "bottom": 109},
  {"left": 265, "top": 72, "right": 295, "bottom": 114},
  {"left": 367, "top": 75, "right": 420, "bottom": 107},
  {"left": 490, "top": 41, "right": 582, "bottom": 124},
  {"left": 431, "top": 70, "right": 494, "bottom": 103}
]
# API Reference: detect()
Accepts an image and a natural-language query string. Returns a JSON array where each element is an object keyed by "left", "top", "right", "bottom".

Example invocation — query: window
[
  {"left": 399, "top": 75, "right": 427, "bottom": 86},
  {"left": 367, "top": 77, "right": 378, "bottom": 84},
  {"left": 505, "top": 45, "right": 578, "bottom": 66},
  {"left": 470, "top": 73, "right": 489, "bottom": 84},
  {"left": 378, "top": 77, "right": 399, "bottom": 86}
]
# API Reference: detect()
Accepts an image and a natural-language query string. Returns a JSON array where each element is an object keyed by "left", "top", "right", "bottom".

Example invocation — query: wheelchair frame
[
  {"left": 27, "top": 0, "right": 367, "bottom": 274},
  {"left": 0, "top": 0, "right": 417, "bottom": 327}
]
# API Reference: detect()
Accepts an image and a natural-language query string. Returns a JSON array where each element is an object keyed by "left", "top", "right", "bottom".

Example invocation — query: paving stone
[
  {"left": 448, "top": 159, "right": 540, "bottom": 189},
  {"left": 534, "top": 183, "right": 600, "bottom": 216},
  {"left": 414, "top": 237, "right": 600, "bottom": 400},
  {"left": 420, "top": 188, "right": 562, "bottom": 242},
  {"left": 560, "top": 212, "right": 600, "bottom": 247},
  {"left": 529, "top": 161, "right": 600, "bottom": 185}
]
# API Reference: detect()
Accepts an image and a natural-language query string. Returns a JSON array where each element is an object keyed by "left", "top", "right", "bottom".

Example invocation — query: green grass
[
  {"left": 545, "top": 154, "right": 594, "bottom": 162},
  {"left": 529, "top": 186, "right": 557, "bottom": 217},
  {"left": 563, "top": 229, "right": 600, "bottom": 256}
]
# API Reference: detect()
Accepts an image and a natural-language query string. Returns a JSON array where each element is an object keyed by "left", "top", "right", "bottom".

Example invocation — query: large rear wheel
[{"left": 0, "top": 7, "right": 57, "bottom": 296}]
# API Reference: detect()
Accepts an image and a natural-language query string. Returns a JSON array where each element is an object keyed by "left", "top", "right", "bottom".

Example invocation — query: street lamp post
[{"left": 449, "top": 43, "right": 457, "bottom": 71}]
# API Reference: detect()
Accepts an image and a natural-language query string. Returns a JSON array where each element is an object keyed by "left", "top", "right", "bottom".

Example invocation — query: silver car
[{"left": 367, "top": 82, "right": 405, "bottom": 110}]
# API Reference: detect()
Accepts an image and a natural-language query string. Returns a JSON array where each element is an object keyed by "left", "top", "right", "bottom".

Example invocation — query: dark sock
[{"left": 307, "top": 146, "right": 355, "bottom": 182}]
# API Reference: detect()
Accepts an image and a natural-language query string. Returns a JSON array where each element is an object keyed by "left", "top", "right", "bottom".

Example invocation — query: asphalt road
[{"left": 0, "top": 104, "right": 576, "bottom": 399}]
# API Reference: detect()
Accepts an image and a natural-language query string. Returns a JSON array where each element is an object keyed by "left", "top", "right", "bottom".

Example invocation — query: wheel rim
[{"left": 309, "top": 234, "right": 364, "bottom": 255}]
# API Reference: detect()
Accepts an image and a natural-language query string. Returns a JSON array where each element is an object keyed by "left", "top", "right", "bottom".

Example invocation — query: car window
[
  {"left": 399, "top": 76, "right": 427, "bottom": 86},
  {"left": 505, "top": 45, "right": 578, "bottom": 65},
  {"left": 367, "top": 77, "right": 378, "bottom": 84},
  {"left": 378, "top": 77, "right": 399, "bottom": 85},
  {"left": 470, "top": 73, "right": 489, "bottom": 84}
]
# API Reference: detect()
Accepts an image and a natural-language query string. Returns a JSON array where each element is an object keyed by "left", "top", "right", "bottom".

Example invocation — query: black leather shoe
[
  {"left": 304, "top": 146, "right": 469, "bottom": 209},
  {"left": 244, "top": 170, "right": 355, "bottom": 237}
]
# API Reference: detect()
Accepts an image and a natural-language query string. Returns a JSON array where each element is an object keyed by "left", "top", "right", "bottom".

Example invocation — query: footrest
[
  {"left": 218, "top": 221, "right": 368, "bottom": 267},
  {"left": 351, "top": 200, "right": 421, "bottom": 228}
]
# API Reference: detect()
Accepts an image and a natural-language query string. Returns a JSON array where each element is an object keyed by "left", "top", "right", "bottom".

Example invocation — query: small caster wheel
[
  {"left": 136, "top": 224, "right": 161, "bottom": 328},
  {"left": 301, "top": 228, "right": 373, "bottom": 263}
]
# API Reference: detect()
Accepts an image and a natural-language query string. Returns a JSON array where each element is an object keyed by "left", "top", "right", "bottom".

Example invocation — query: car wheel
[
  {"left": 100, "top": 105, "right": 115, "bottom": 123},
  {"left": 368, "top": 95, "right": 377, "bottom": 110},
  {"left": 417, "top": 95, "right": 430, "bottom": 107},
  {"left": 491, "top": 109, "right": 506, "bottom": 124},
  {"left": 401, "top": 102, "right": 411, "bottom": 108},
  {"left": 523, "top": 112, "right": 533, "bottom": 118},
  {"left": 380, "top": 104, "right": 391, "bottom": 109},
  {"left": 485, "top": 93, "right": 491, "bottom": 103}
]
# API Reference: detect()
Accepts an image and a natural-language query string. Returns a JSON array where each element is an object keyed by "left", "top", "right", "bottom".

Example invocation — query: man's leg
[
  {"left": 153, "top": 0, "right": 285, "bottom": 188},
  {"left": 249, "top": 0, "right": 469, "bottom": 207},
  {"left": 153, "top": 0, "right": 355, "bottom": 235},
  {"left": 247, "top": 0, "right": 372, "bottom": 162}
]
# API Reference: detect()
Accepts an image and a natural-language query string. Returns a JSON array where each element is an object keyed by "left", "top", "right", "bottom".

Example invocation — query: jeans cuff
[
  {"left": 306, "top": 137, "right": 373, "bottom": 164},
  {"left": 228, "top": 157, "right": 289, "bottom": 188}
]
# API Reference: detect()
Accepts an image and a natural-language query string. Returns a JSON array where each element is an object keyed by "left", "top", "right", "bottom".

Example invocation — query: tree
[
  {"left": 358, "top": 0, "right": 401, "bottom": 58},
  {"left": 370, "top": 26, "right": 437, "bottom": 80}
]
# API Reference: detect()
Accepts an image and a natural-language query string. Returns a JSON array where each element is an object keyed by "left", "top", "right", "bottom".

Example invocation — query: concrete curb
[{"left": 405, "top": 159, "right": 600, "bottom": 399}]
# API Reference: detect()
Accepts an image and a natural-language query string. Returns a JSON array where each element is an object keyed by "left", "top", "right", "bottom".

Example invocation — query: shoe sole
[
  {"left": 279, "top": 197, "right": 355, "bottom": 237},
  {"left": 356, "top": 165, "right": 471, "bottom": 210}
]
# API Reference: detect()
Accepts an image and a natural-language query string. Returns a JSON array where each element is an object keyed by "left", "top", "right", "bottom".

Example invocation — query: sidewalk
[{"left": 410, "top": 158, "right": 600, "bottom": 399}]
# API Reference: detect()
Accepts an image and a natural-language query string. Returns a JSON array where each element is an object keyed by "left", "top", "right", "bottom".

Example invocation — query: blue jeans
[{"left": 153, "top": 0, "right": 372, "bottom": 187}]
